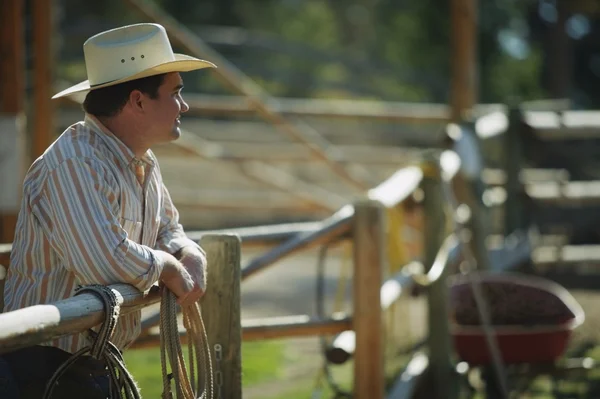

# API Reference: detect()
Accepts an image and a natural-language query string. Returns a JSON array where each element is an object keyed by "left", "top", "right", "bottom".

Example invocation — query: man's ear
[{"left": 129, "top": 90, "right": 145, "bottom": 113}]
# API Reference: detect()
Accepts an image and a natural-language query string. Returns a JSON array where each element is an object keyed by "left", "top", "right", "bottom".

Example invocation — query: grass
[{"left": 124, "top": 339, "right": 286, "bottom": 397}]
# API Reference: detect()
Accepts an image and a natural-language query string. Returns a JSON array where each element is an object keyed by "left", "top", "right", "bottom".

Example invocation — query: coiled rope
[
  {"left": 43, "top": 284, "right": 214, "bottom": 399},
  {"left": 43, "top": 284, "right": 141, "bottom": 399},
  {"left": 159, "top": 288, "right": 213, "bottom": 399}
]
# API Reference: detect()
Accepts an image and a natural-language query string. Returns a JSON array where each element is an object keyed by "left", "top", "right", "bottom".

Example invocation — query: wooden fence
[{"left": 0, "top": 145, "right": 535, "bottom": 398}]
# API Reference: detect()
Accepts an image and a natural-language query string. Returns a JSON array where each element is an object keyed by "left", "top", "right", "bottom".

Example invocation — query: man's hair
[{"left": 82, "top": 73, "right": 167, "bottom": 117}]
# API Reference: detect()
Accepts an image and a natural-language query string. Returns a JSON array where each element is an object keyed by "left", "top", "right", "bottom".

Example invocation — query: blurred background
[
  {"left": 4, "top": 0, "right": 594, "bottom": 234},
  {"left": 5, "top": 0, "right": 600, "bottom": 398}
]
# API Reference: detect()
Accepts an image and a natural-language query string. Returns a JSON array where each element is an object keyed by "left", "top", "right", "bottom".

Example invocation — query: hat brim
[{"left": 52, "top": 54, "right": 216, "bottom": 99}]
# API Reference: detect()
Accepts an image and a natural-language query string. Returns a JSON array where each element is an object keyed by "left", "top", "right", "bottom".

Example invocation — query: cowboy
[{"left": 0, "top": 23, "right": 216, "bottom": 398}]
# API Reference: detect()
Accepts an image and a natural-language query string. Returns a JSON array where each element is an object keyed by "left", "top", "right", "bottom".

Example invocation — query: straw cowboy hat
[{"left": 52, "top": 23, "right": 216, "bottom": 99}]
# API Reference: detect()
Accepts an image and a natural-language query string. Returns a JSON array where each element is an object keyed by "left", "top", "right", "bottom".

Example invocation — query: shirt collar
[{"left": 84, "top": 114, "right": 154, "bottom": 167}]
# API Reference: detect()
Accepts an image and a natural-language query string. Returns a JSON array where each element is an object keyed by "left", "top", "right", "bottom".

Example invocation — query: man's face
[{"left": 144, "top": 72, "right": 189, "bottom": 143}]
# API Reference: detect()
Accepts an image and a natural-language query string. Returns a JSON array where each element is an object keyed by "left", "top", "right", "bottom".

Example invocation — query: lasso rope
[
  {"left": 159, "top": 288, "right": 213, "bottom": 399},
  {"left": 42, "top": 284, "right": 214, "bottom": 399}
]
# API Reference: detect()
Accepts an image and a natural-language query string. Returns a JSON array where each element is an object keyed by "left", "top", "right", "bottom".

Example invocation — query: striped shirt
[{"left": 4, "top": 114, "right": 201, "bottom": 353}]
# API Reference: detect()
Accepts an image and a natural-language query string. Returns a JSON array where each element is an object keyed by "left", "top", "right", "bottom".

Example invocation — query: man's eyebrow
[{"left": 173, "top": 83, "right": 184, "bottom": 91}]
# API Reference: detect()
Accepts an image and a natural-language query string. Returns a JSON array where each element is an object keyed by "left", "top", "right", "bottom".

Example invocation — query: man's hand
[
  {"left": 157, "top": 251, "right": 202, "bottom": 307},
  {"left": 175, "top": 246, "right": 207, "bottom": 299}
]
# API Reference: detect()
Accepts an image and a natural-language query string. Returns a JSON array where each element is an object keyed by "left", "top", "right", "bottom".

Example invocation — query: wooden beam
[
  {"left": 31, "top": 0, "right": 54, "bottom": 159},
  {"left": 182, "top": 94, "right": 451, "bottom": 123},
  {"left": 352, "top": 200, "right": 385, "bottom": 399},
  {"left": 422, "top": 165, "right": 457, "bottom": 399},
  {"left": 174, "top": 198, "right": 326, "bottom": 213},
  {"left": 125, "top": 0, "right": 372, "bottom": 192},
  {"left": 241, "top": 205, "right": 354, "bottom": 280},
  {"left": 533, "top": 244, "right": 600, "bottom": 266},
  {"left": 242, "top": 314, "right": 352, "bottom": 341},
  {"left": 200, "top": 234, "right": 242, "bottom": 399},
  {"left": 134, "top": 314, "right": 353, "bottom": 348},
  {"left": 524, "top": 110, "right": 600, "bottom": 140},
  {"left": 0, "top": 0, "right": 25, "bottom": 244},
  {"left": 0, "top": 0, "right": 24, "bottom": 114},
  {"left": 450, "top": 0, "right": 477, "bottom": 121},
  {"left": 0, "top": 284, "right": 161, "bottom": 355},
  {"left": 525, "top": 180, "right": 600, "bottom": 206}
]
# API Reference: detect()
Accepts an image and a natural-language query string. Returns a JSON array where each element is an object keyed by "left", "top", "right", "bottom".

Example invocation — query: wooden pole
[
  {"left": 0, "top": 0, "right": 25, "bottom": 243},
  {"left": 422, "top": 163, "right": 457, "bottom": 399},
  {"left": 31, "top": 0, "right": 54, "bottom": 159},
  {"left": 0, "top": 284, "right": 161, "bottom": 355},
  {"left": 504, "top": 108, "right": 526, "bottom": 235},
  {"left": 200, "top": 234, "right": 242, "bottom": 399},
  {"left": 450, "top": 0, "right": 477, "bottom": 121},
  {"left": 352, "top": 200, "right": 385, "bottom": 399},
  {"left": 0, "top": 0, "right": 24, "bottom": 114},
  {"left": 134, "top": 315, "right": 353, "bottom": 348}
]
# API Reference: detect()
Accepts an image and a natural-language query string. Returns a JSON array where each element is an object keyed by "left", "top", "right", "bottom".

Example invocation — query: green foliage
[{"left": 57, "top": 0, "right": 549, "bottom": 104}]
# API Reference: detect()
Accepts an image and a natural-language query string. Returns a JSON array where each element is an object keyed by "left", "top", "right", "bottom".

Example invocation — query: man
[{"left": 0, "top": 23, "right": 216, "bottom": 398}]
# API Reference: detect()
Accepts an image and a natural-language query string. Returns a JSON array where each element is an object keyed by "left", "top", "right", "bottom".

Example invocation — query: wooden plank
[
  {"left": 200, "top": 234, "right": 242, "bottom": 399},
  {"left": 134, "top": 315, "right": 353, "bottom": 348},
  {"left": 184, "top": 94, "right": 451, "bottom": 123},
  {"left": 174, "top": 198, "right": 326, "bottom": 213},
  {"left": 533, "top": 244, "right": 600, "bottom": 266},
  {"left": 524, "top": 110, "right": 600, "bottom": 140},
  {"left": 242, "top": 314, "right": 351, "bottom": 341},
  {"left": 526, "top": 181, "right": 600, "bottom": 206},
  {"left": 368, "top": 167, "right": 423, "bottom": 207},
  {"left": 31, "top": 0, "right": 54, "bottom": 159},
  {"left": 353, "top": 200, "right": 385, "bottom": 399},
  {"left": 0, "top": 0, "right": 24, "bottom": 244},
  {"left": 422, "top": 168, "right": 456, "bottom": 399},
  {"left": 0, "top": 0, "right": 24, "bottom": 113},
  {"left": 0, "top": 284, "right": 161, "bottom": 355}
]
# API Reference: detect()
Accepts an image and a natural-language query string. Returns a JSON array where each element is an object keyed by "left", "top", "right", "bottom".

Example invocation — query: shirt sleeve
[
  {"left": 43, "top": 157, "right": 163, "bottom": 292},
  {"left": 155, "top": 182, "right": 203, "bottom": 256}
]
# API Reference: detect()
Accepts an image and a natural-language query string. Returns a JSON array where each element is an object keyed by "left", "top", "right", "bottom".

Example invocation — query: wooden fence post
[
  {"left": 200, "top": 234, "right": 242, "bottom": 399},
  {"left": 353, "top": 200, "right": 385, "bottom": 399},
  {"left": 504, "top": 107, "right": 526, "bottom": 235},
  {"left": 422, "top": 163, "right": 457, "bottom": 399}
]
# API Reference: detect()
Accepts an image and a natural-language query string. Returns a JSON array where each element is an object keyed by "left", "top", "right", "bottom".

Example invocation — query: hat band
[{"left": 90, "top": 78, "right": 119, "bottom": 88}]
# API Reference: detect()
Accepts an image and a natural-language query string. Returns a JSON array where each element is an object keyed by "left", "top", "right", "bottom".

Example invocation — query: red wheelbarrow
[{"left": 448, "top": 272, "right": 585, "bottom": 366}]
